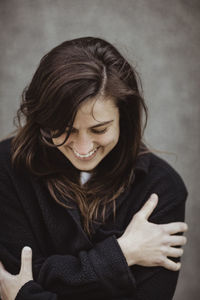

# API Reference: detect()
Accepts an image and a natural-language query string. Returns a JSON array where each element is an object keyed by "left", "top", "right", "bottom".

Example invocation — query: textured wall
[{"left": 0, "top": 0, "right": 199, "bottom": 298}]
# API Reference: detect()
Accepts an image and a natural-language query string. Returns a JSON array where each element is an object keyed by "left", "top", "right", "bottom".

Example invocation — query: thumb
[
  {"left": 20, "top": 246, "right": 33, "bottom": 278},
  {"left": 138, "top": 193, "right": 159, "bottom": 220}
]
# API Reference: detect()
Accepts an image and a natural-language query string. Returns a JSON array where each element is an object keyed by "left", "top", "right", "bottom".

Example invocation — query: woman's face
[{"left": 52, "top": 96, "right": 120, "bottom": 171}]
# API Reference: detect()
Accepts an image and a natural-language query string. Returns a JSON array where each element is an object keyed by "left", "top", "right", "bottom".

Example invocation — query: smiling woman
[
  {"left": 0, "top": 37, "right": 188, "bottom": 300},
  {"left": 51, "top": 96, "right": 120, "bottom": 171}
]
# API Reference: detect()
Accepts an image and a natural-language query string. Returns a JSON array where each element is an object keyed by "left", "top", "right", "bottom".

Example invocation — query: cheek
[{"left": 98, "top": 130, "right": 119, "bottom": 146}]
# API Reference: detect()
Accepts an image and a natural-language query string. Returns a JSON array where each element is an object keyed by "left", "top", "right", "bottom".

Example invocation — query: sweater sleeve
[
  {"left": 129, "top": 201, "right": 187, "bottom": 300},
  {"left": 0, "top": 165, "right": 135, "bottom": 300},
  {"left": 127, "top": 166, "right": 188, "bottom": 300},
  {"left": 17, "top": 236, "right": 135, "bottom": 299}
]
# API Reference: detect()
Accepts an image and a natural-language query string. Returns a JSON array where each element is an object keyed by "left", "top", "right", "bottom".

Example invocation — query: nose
[{"left": 73, "top": 133, "right": 94, "bottom": 155}]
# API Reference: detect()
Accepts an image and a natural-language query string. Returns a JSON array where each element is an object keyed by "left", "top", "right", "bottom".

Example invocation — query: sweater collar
[{"left": 30, "top": 151, "right": 152, "bottom": 245}]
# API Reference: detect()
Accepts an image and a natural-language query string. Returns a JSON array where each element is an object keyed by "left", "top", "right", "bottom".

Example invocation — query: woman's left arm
[
  {"left": 0, "top": 247, "right": 33, "bottom": 300},
  {"left": 0, "top": 247, "right": 57, "bottom": 300}
]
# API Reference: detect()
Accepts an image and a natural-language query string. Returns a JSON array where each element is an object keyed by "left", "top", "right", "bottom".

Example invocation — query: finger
[
  {"left": 167, "top": 247, "right": 184, "bottom": 258},
  {"left": 161, "top": 222, "right": 188, "bottom": 235},
  {"left": 162, "top": 258, "right": 181, "bottom": 271},
  {"left": 138, "top": 194, "right": 159, "bottom": 220},
  {"left": 20, "top": 246, "right": 33, "bottom": 277},
  {"left": 0, "top": 261, "right": 6, "bottom": 278},
  {"left": 0, "top": 261, "right": 5, "bottom": 271},
  {"left": 0, "top": 261, "right": 11, "bottom": 284},
  {"left": 168, "top": 235, "right": 187, "bottom": 246}
]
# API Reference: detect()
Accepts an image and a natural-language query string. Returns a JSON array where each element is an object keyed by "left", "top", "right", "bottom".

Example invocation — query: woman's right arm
[{"left": 117, "top": 194, "right": 188, "bottom": 270}]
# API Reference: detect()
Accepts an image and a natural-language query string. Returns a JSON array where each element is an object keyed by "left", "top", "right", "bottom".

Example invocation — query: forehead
[{"left": 74, "top": 96, "right": 118, "bottom": 124}]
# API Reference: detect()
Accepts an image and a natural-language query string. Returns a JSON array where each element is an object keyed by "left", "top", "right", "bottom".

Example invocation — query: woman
[{"left": 0, "top": 37, "right": 188, "bottom": 300}]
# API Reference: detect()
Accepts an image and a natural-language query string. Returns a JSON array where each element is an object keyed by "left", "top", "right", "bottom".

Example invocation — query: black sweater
[{"left": 0, "top": 138, "right": 188, "bottom": 300}]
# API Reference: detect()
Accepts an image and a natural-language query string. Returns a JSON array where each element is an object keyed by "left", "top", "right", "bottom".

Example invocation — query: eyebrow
[
  {"left": 67, "top": 120, "right": 114, "bottom": 131},
  {"left": 90, "top": 120, "right": 114, "bottom": 129}
]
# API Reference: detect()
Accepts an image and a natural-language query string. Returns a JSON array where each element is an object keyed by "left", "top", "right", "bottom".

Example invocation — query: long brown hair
[{"left": 11, "top": 37, "right": 148, "bottom": 236}]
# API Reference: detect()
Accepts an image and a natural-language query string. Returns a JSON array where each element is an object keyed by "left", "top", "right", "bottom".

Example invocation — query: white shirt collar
[{"left": 80, "top": 171, "right": 92, "bottom": 185}]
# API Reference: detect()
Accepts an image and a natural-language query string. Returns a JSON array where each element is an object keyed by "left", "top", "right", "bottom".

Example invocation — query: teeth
[{"left": 73, "top": 148, "right": 97, "bottom": 158}]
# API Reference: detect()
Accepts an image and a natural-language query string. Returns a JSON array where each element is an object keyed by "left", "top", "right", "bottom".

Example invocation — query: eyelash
[
  {"left": 67, "top": 128, "right": 108, "bottom": 135},
  {"left": 91, "top": 128, "right": 108, "bottom": 134}
]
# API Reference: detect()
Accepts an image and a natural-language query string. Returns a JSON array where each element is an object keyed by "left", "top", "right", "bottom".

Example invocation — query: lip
[{"left": 70, "top": 147, "right": 99, "bottom": 161}]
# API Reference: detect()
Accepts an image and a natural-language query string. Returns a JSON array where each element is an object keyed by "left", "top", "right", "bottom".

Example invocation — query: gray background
[{"left": 0, "top": 0, "right": 199, "bottom": 298}]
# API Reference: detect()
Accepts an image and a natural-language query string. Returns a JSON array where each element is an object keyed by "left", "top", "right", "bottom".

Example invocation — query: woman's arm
[
  {"left": 2, "top": 198, "right": 187, "bottom": 300},
  {"left": 0, "top": 166, "right": 135, "bottom": 299},
  {"left": 133, "top": 201, "right": 187, "bottom": 300},
  {"left": 117, "top": 194, "right": 187, "bottom": 270},
  {"left": 116, "top": 172, "right": 188, "bottom": 299},
  {"left": 0, "top": 247, "right": 57, "bottom": 300},
  {"left": 0, "top": 154, "right": 188, "bottom": 299}
]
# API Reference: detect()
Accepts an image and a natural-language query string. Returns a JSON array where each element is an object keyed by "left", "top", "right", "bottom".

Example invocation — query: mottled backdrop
[{"left": 0, "top": 0, "right": 199, "bottom": 299}]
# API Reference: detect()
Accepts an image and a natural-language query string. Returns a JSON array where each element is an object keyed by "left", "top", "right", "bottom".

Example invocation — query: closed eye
[
  {"left": 63, "top": 127, "right": 108, "bottom": 135},
  {"left": 91, "top": 128, "right": 108, "bottom": 134}
]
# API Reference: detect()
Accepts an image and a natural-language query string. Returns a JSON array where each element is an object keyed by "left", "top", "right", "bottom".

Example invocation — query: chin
[
  {"left": 78, "top": 167, "right": 94, "bottom": 172},
  {"left": 71, "top": 161, "right": 98, "bottom": 172}
]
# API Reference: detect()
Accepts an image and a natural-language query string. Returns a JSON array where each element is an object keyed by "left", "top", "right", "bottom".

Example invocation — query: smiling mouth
[{"left": 72, "top": 147, "right": 99, "bottom": 159}]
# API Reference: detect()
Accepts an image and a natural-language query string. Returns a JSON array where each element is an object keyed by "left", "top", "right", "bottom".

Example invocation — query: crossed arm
[
  {"left": 0, "top": 196, "right": 187, "bottom": 300},
  {"left": 0, "top": 161, "right": 188, "bottom": 300}
]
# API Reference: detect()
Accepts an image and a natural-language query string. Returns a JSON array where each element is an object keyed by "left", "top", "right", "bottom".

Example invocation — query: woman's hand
[
  {"left": 117, "top": 194, "right": 188, "bottom": 271},
  {"left": 0, "top": 246, "right": 33, "bottom": 300}
]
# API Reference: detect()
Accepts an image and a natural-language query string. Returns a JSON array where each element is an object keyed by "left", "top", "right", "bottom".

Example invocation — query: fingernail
[
  {"left": 150, "top": 194, "right": 158, "bottom": 201},
  {"left": 23, "top": 246, "right": 31, "bottom": 252}
]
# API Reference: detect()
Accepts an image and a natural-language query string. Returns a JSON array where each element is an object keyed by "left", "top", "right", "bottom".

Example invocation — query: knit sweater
[{"left": 0, "top": 138, "right": 188, "bottom": 300}]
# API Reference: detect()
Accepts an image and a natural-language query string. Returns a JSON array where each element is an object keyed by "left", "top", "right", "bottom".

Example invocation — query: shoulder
[
  {"left": 0, "top": 138, "right": 17, "bottom": 195},
  {"left": 0, "top": 137, "right": 37, "bottom": 195},
  {"left": 0, "top": 137, "right": 12, "bottom": 156},
  {"left": 149, "top": 152, "right": 187, "bottom": 193},
  {"left": 134, "top": 151, "right": 188, "bottom": 210},
  {"left": 0, "top": 137, "right": 13, "bottom": 168},
  {"left": 0, "top": 137, "right": 26, "bottom": 178},
  {"left": 0, "top": 137, "right": 22, "bottom": 186}
]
